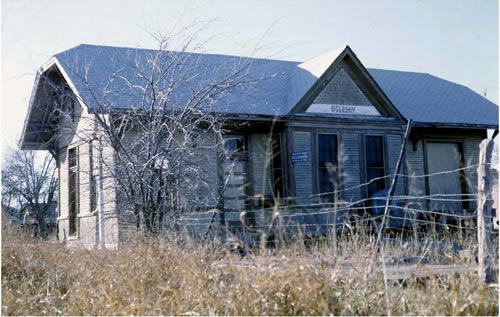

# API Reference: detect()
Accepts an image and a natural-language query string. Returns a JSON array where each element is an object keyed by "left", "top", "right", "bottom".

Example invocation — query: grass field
[{"left": 2, "top": 222, "right": 498, "bottom": 316}]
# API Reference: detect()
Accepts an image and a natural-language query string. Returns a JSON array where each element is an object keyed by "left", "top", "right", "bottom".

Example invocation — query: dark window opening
[
  {"left": 223, "top": 136, "right": 244, "bottom": 155},
  {"left": 365, "top": 135, "right": 385, "bottom": 197},
  {"left": 271, "top": 134, "right": 284, "bottom": 199},
  {"left": 318, "top": 134, "right": 338, "bottom": 202},
  {"left": 68, "top": 147, "right": 78, "bottom": 236},
  {"left": 70, "top": 99, "right": 77, "bottom": 123},
  {"left": 89, "top": 141, "right": 97, "bottom": 212}
]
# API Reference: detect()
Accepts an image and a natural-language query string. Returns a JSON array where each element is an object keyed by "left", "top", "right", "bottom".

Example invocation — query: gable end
[{"left": 288, "top": 47, "right": 405, "bottom": 121}]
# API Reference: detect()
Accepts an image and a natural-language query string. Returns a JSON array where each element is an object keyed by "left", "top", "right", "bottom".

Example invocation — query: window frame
[
  {"left": 363, "top": 134, "right": 386, "bottom": 198},
  {"left": 270, "top": 133, "right": 284, "bottom": 199},
  {"left": 316, "top": 133, "right": 339, "bottom": 202},
  {"left": 220, "top": 134, "right": 249, "bottom": 211},
  {"left": 68, "top": 146, "right": 79, "bottom": 237},
  {"left": 222, "top": 135, "right": 246, "bottom": 157},
  {"left": 89, "top": 140, "right": 98, "bottom": 213}
]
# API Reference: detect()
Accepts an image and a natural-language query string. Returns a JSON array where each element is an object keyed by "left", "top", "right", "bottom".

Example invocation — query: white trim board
[{"left": 306, "top": 103, "right": 381, "bottom": 116}]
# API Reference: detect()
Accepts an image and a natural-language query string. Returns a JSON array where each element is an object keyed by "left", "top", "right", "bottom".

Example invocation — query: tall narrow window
[
  {"left": 317, "top": 134, "right": 338, "bottom": 201},
  {"left": 57, "top": 158, "right": 61, "bottom": 217},
  {"left": 69, "top": 99, "right": 77, "bottom": 123},
  {"left": 271, "top": 134, "right": 284, "bottom": 198},
  {"left": 68, "top": 147, "right": 79, "bottom": 236},
  {"left": 365, "top": 135, "right": 385, "bottom": 197},
  {"left": 221, "top": 135, "right": 248, "bottom": 211},
  {"left": 89, "top": 141, "right": 97, "bottom": 212}
]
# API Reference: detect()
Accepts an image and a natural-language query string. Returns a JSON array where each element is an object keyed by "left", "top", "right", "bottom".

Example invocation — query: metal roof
[
  {"left": 55, "top": 44, "right": 297, "bottom": 116},
  {"left": 368, "top": 69, "right": 498, "bottom": 126},
  {"left": 52, "top": 44, "right": 497, "bottom": 126}
]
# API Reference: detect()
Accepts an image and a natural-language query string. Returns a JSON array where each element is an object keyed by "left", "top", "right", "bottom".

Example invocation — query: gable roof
[
  {"left": 368, "top": 69, "right": 498, "bottom": 127},
  {"left": 54, "top": 44, "right": 298, "bottom": 116},
  {"left": 54, "top": 44, "right": 498, "bottom": 125},
  {"left": 287, "top": 47, "right": 347, "bottom": 109},
  {"left": 22, "top": 44, "right": 499, "bottom": 150}
]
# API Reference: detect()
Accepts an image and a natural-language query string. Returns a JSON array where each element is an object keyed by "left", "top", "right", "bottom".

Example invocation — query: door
[{"left": 425, "top": 142, "right": 463, "bottom": 211}]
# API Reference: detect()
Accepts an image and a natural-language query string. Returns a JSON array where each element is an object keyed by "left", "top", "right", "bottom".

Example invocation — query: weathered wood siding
[
  {"left": 313, "top": 67, "right": 373, "bottom": 107},
  {"left": 405, "top": 135, "right": 483, "bottom": 212},
  {"left": 56, "top": 100, "right": 118, "bottom": 248},
  {"left": 187, "top": 131, "right": 219, "bottom": 209},
  {"left": 387, "top": 134, "right": 405, "bottom": 197},
  {"left": 405, "top": 138, "right": 427, "bottom": 209},
  {"left": 288, "top": 125, "right": 405, "bottom": 205},
  {"left": 464, "top": 138, "right": 482, "bottom": 210}
]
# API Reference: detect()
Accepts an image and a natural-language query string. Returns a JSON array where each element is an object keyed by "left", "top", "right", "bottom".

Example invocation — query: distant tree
[{"left": 1, "top": 148, "right": 57, "bottom": 236}]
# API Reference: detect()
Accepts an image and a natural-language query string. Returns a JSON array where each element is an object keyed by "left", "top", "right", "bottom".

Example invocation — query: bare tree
[
  {"left": 1, "top": 148, "right": 57, "bottom": 236},
  {"left": 34, "top": 29, "right": 283, "bottom": 234}
]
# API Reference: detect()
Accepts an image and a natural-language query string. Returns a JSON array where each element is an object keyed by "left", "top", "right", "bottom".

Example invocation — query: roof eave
[
  {"left": 345, "top": 46, "right": 406, "bottom": 121},
  {"left": 19, "top": 57, "right": 88, "bottom": 150},
  {"left": 412, "top": 121, "right": 498, "bottom": 130},
  {"left": 286, "top": 46, "right": 407, "bottom": 121},
  {"left": 19, "top": 70, "right": 42, "bottom": 150}
]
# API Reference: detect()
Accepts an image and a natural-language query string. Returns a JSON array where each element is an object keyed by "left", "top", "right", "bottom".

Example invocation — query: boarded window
[
  {"left": 68, "top": 147, "right": 79, "bottom": 236},
  {"left": 425, "top": 142, "right": 463, "bottom": 211},
  {"left": 365, "top": 135, "right": 385, "bottom": 197},
  {"left": 317, "top": 134, "right": 338, "bottom": 201}
]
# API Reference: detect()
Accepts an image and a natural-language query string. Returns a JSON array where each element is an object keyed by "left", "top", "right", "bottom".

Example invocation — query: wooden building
[{"left": 19, "top": 44, "right": 498, "bottom": 247}]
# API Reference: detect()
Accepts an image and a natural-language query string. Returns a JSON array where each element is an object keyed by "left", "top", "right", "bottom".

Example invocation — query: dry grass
[{"left": 2, "top": 221, "right": 498, "bottom": 316}]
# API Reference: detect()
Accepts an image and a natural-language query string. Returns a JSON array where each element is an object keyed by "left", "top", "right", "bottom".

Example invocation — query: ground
[{"left": 1, "top": 222, "right": 498, "bottom": 316}]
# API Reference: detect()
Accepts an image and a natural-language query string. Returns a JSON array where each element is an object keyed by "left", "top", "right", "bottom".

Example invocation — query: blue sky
[{"left": 2, "top": 0, "right": 498, "bottom": 150}]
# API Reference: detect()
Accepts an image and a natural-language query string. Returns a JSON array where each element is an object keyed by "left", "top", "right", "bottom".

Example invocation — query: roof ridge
[
  {"left": 57, "top": 43, "right": 301, "bottom": 65},
  {"left": 368, "top": 67, "right": 431, "bottom": 76}
]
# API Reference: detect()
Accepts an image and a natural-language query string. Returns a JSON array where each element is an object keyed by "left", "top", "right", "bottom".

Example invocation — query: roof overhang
[
  {"left": 19, "top": 57, "right": 86, "bottom": 150},
  {"left": 412, "top": 121, "right": 498, "bottom": 130}
]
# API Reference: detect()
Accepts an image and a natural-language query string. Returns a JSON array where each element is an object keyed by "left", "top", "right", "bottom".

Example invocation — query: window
[
  {"left": 271, "top": 134, "right": 284, "bottom": 198},
  {"left": 68, "top": 147, "right": 79, "bottom": 236},
  {"left": 69, "top": 99, "right": 78, "bottom": 123},
  {"left": 58, "top": 163, "right": 61, "bottom": 217},
  {"left": 221, "top": 135, "right": 248, "bottom": 211},
  {"left": 317, "top": 134, "right": 338, "bottom": 201},
  {"left": 89, "top": 141, "right": 97, "bottom": 212},
  {"left": 223, "top": 136, "right": 245, "bottom": 155},
  {"left": 365, "top": 135, "right": 385, "bottom": 197}
]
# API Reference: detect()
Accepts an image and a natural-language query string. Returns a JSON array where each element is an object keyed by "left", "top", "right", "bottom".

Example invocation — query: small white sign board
[{"left": 306, "top": 103, "right": 381, "bottom": 116}]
